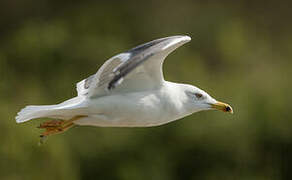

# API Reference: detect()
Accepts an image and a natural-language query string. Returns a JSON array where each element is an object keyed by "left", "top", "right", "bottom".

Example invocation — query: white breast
[{"left": 74, "top": 83, "right": 188, "bottom": 127}]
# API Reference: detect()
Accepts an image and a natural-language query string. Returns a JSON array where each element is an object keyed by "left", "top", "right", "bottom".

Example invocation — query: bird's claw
[
  {"left": 37, "top": 119, "right": 73, "bottom": 140},
  {"left": 38, "top": 135, "right": 48, "bottom": 146},
  {"left": 36, "top": 116, "right": 85, "bottom": 143}
]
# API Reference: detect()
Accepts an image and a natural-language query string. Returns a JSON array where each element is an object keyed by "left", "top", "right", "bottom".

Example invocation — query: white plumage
[{"left": 16, "top": 35, "right": 232, "bottom": 134}]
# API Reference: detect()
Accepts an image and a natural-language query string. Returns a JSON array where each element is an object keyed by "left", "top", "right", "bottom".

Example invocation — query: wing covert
[{"left": 76, "top": 35, "right": 191, "bottom": 97}]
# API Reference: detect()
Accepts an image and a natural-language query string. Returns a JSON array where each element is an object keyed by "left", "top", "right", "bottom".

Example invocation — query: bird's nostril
[{"left": 225, "top": 106, "right": 231, "bottom": 112}]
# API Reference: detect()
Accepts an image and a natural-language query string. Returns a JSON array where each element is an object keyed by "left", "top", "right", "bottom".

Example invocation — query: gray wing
[{"left": 76, "top": 35, "right": 191, "bottom": 97}]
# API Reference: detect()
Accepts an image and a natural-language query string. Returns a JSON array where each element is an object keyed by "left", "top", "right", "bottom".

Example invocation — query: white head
[{"left": 182, "top": 84, "right": 233, "bottom": 114}]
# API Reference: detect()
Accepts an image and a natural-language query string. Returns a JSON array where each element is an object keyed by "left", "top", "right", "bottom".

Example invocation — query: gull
[{"left": 16, "top": 35, "right": 233, "bottom": 138}]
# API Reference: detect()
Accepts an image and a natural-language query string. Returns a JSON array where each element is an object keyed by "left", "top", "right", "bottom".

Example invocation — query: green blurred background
[{"left": 1, "top": 0, "right": 292, "bottom": 179}]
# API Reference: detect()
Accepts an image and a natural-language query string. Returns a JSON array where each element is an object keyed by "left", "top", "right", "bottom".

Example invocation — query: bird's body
[
  {"left": 71, "top": 82, "right": 199, "bottom": 127},
  {"left": 19, "top": 82, "right": 197, "bottom": 127},
  {"left": 16, "top": 35, "right": 233, "bottom": 138}
]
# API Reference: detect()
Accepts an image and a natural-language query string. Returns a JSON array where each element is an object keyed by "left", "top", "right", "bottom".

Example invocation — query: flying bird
[{"left": 16, "top": 35, "right": 233, "bottom": 139}]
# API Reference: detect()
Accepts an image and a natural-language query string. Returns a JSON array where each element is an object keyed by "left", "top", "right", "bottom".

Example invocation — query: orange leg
[{"left": 38, "top": 115, "right": 87, "bottom": 143}]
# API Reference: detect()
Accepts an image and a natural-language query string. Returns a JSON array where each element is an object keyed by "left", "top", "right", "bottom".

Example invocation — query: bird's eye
[{"left": 195, "top": 93, "right": 203, "bottom": 98}]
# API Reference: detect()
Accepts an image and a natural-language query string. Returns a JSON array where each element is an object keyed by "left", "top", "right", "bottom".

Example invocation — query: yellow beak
[{"left": 211, "top": 101, "right": 233, "bottom": 114}]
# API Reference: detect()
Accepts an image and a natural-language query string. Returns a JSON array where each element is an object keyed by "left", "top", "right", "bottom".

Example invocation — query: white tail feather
[
  {"left": 16, "top": 97, "right": 85, "bottom": 123},
  {"left": 16, "top": 105, "right": 58, "bottom": 123}
]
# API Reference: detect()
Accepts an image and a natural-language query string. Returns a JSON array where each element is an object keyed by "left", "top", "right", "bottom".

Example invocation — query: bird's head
[{"left": 184, "top": 85, "right": 233, "bottom": 114}]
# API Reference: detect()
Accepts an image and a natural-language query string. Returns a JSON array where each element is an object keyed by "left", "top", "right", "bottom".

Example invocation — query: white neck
[{"left": 160, "top": 81, "right": 197, "bottom": 120}]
